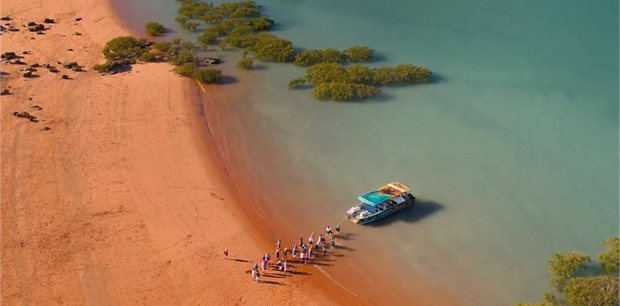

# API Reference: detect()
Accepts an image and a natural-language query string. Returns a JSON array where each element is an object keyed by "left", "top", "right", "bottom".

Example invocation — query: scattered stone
[
  {"left": 48, "top": 67, "right": 59, "bottom": 73},
  {"left": 13, "top": 111, "right": 38, "bottom": 122},
  {"left": 23, "top": 71, "right": 34, "bottom": 78},
  {"left": 28, "top": 97, "right": 32, "bottom": 101},
  {"left": 205, "top": 57, "right": 221, "bottom": 65},
  {"left": 22, "top": 50, "right": 31, "bottom": 55},
  {"left": 36, "top": 31, "right": 45, "bottom": 35},
  {"left": 10, "top": 59, "right": 26, "bottom": 65},
  {"left": 71, "top": 66, "right": 83, "bottom": 72},
  {"left": 42, "top": 126, "right": 51, "bottom": 131},
  {"left": 74, "top": 32, "right": 82, "bottom": 36},
  {"left": 63, "top": 61, "right": 78, "bottom": 68},
  {"left": 1, "top": 89, "right": 10, "bottom": 95},
  {"left": 31, "top": 105, "right": 43, "bottom": 110},
  {"left": 8, "top": 25, "right": 18, "bottom": 32},
  {"left": 27, "top": 21, "right": 37, "bottom": 27},
  {"left": 0, "top": 16, "right": 11, "bottom": 21},
  {"left": 0, "top": 25, "right": 6, "bottom": 32},
  {"left": 28, "top": 23, "right": 44, "bottom": 32},
  {"left": 30, "top": 63, "right": 40, "bottom": 68},
  {"left": 67, "top": 48, "right": 73, "bottom": 51},
  {"left": 75, "top": 17, "right": 82, "bottom": 21},
  {"left": 1, "top": 52, "right": 18, "bottom": 60},
  {"left": 43, "top": 18, "right": 55, "bottom": 24},
  {"left": 61, "top": 74, "right": 70, "bottom": 80}
]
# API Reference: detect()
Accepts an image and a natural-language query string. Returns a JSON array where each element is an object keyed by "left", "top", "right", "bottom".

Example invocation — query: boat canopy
[{"left": 358, "top": 182, "right": 410, "bottom": 206}]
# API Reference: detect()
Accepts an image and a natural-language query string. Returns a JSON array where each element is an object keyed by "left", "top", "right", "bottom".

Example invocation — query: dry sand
[{"left": 0, "top": 0, "right": 347, "bottom": 304}]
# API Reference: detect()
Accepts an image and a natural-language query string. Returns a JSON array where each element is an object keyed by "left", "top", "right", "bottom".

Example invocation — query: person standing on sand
[
  {"left": 277, "top": 239, "right": 281, "bottom": 249},
  {"left": 322, "top": 242, "right": 327, "bottom": 256},
  {"left": 326, "top": 226, "right": 333, "bottom": 237},
  {"left": 292, "top": 244, "right": 297, "bottom": 259},
  {"left": 283, "top": 247, "right": 288, "bottom": 260},
  {"left": 299, "top": 237, "right": 304, "bottom": 246},
  {"left": 309, "top": 233, "right": 314, "bottom": 245},
  {"left": 275, "top": 247, "right": 280, "bottom": 260},
  {"left": 330, "top": 237, "right": 336, "bottom": 249},
  {"left": 300, "top": 248, "right": 306, "bottom": 264},
  {"left": 283, "top": 260, "right": 288, "bottom": 273},
  {"left": 224, "top": 248, "right": 228, "bottom": 259},
  {"left": 335, "top": 224, "right": 341, "bottom": 234},
  {"left": 261, "top": 258, "right": 267, "bottom": 271}
]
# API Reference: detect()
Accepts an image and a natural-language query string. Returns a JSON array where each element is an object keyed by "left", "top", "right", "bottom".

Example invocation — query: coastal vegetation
[
  {"left": 290, "top": 62, "right": 431, "bottom": 101},
  {"left": 516, "top": 237, "right": 619, "bottom": 306},
  {"left": 293, "top": 46, "right": 374, "bottom": 67},
  {"left": 145, "top": 22, "right": 167, "bottom": 36},
  {"left": 93, "top": 0, "right": 433, "bottom": 100},
  {"left": 94, "top": 36, "right": 222, "bottom": 84}
]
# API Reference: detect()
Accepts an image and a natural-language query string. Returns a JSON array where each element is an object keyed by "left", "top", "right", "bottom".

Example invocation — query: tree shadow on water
[{"left": 367, "top": 199, "right": 444, "bottom": 227}]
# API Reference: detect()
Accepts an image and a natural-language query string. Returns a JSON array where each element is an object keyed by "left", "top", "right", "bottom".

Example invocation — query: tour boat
[{"left": 346, "top": 182, "right": 415, "bottom": 224}]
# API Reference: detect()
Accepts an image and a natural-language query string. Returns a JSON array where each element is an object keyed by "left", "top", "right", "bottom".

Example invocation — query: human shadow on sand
[{"left": 366, "top": 199, "right": 444, "bottom": 227}]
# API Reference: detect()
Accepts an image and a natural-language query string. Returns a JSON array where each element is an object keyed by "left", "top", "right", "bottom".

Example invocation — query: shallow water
[{"left": 114, "top": 0, "right": 618, "bottom": 304}]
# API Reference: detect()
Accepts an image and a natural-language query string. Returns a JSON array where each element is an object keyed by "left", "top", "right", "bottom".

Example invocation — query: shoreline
[{"left": 0, "top": 0, "right": 337, "bottom": 304}]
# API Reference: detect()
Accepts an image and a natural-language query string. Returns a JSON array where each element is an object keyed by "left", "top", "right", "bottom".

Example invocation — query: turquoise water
[{"left": 115, "top": 0, "right": 618, "bottom": 304}]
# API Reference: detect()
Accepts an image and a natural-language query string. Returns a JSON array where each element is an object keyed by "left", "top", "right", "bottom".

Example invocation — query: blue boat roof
[{"left": 358, "top": 182, "right": 410, "bottom": 206}]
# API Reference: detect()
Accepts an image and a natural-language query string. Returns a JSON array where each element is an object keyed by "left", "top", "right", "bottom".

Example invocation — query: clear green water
[{"left": 114, "top": 0, "right": 618, "bottom": 304}]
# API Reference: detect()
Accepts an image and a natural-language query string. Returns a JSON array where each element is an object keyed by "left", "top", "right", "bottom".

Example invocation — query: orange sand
[{"left": 0, "top": 0, "right": 345, "bottom": 304}]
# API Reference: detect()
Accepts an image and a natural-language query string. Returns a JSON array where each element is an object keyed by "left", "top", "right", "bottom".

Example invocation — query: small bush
[
  {"left": 93, "top": 62, "right": 111, "bottom": 73},
  {"left": 145, "top": 22, "right": 166, "bottom": 36},
  {"left": 173, "top": 62, "right": 197, "bottom": 77},
  {"left": 237, "top": 57, "right": 253, "bottom": 69},
  {"left": 288, "top": 77, "right": 306, "bottom": 89},
  {"left": 103, "top": 36, "right": 139, "bottom": 60},
  {"left": 342, "top": 46, "right": 374, "bottom": 62},
  {"left": 192, "top": 68, "right": 221, "bottom": 84},
  {"left": 152, "top": 41, "right": 172, "bottom": 53},
  {"left": 139, "top": 51, "right": 157, "bottom": 62}
]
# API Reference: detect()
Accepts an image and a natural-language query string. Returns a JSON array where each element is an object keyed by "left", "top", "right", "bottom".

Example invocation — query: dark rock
[
  {"left": 74, "top": 32, "right": 82, "bottom": 36},
  {"left": 75, "top": 17, "right": 82, "bottom": 21},
  {"left": 43, "top": 18, "right": 55, "bottom": 24},
  {"left": 30, "top": 63, "right": 40, "bottom": 68},
  {"left": 0, "top": 16, "right": 11, "bottom": 21},
  {"left": 28, "top": 24, "right": 44, "bottom": 32},
  {"left": 31, "top": 105, "right": 43, "bottom": 110},
  {"left": 63, "top": 61, "right": 78, "bottom": 68},
  {"left": 10, "top": 59, "right": 26, "bottom": 65},
  {"left": 48, "top": 67, "right": 59, "bottom": 73},
  {"left": 27, "top": 21, "right": 37, "bottom": 27},
  {"left": 13, "top": 111, "right": 38, "bottom": 122},
  {"left": 22, "top": 51, "right": 30, "bottom": 54},
  {"left": 23, "top": 71, "right": 34, "bottom": 78},
  {"left": 67, "top": 48, "right": 73, "bottom": 51},
  {"left": 1, "top": 89, "right": 10, "bottom": 95},
  {"left": 1, "top": 51, "right": 17, "bottom": 60},
  {"left": 8, "top": 25, "right": 18, "bottom": 32},
  {"left": 42, "top": 126, "right": 51, "bottom": 131},
  {"left": 71, "top": 66, "right": 83, "bottom": 72},
  {"left": 61, "top": 74, "right": 70, "bottom": 79}
]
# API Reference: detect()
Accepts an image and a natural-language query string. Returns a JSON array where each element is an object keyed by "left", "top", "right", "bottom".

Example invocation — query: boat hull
[{"left": 348, "top": 199, "right": 415, "bottom": 225}]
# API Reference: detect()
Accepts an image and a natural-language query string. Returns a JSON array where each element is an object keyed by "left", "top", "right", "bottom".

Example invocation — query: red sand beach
[{"left": 1, "top": 0, "right": 456, "bottom": 305}]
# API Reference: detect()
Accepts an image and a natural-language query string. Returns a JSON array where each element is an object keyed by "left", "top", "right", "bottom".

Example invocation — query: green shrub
[
  {"left": 197, "top": 31, "right": 218, "bottom": 48},
  {"left": 548, "top": 251, "right": 590, "bottom": 291},
  {"left": 172, "top": 49, "right": 196, "bottom": 65},
  {"left": 182, "top": 21, "right": 201, "bottom": 32},
  {"left": 152, "top": 41, "right": 172, "bottom": 53},
  {"left": 103, "top": 36, "right": 139, "bottom": 60},
  {"left": 93, "top": 62, "right": 111, "bottom": 73},
  {"left": 342, "top": 46, "right": 374, "bottom": 62},
  {"left": 253, "top": 34, "right": 295, "bottom": 62},
  {"left": 192, "top": 68, "right": 221, "bottom": 84},
  {"left": 371, "top": 64, "right": 432, "bottom": 85},
  {"left": 293, "top": 49, "right": 343, "bottom": 67},
  {"left": 598, "top": 237, "right": 619, "bottom": 273},
  {"left": 173, "top": 62, "right": 197, "bottom": 77},
  {"left": 305, "top": 62, "right": 348, "bottom": 84},
  {"left": 237, "top": 57, "right": 253, "bottom": 69},
  {"left": 288, "top": 77, "right": 306, "bottom": 89},
  {"left": 248, "top": 16, "right": 274, "bottom": 31},
  {"left": 138, "top": 51, "right": 157, "bottom": 62},
  {"left": 145, "top": 22, "right": 166, "bottom": 36},
  {"left": 346, "top": 65, "right": 372, "bottom": 84},
  {"left": 564, "top": 276, "right": 619, "bottom": 306},
  {"left": 312, "top": 82, "right": 380, "bottom": 101}
]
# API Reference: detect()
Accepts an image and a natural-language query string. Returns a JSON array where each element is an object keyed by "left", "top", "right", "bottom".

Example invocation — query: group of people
[{"left": 249, "top": 224, "right": 342, "bottom": 282}]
